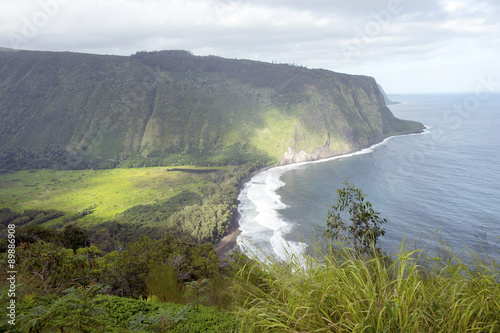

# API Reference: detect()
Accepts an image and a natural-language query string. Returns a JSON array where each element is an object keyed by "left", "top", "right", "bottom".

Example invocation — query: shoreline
[
  {"left": 216, "top": 129, "right": 428, "bottom": 257},
  {"left": 215, "top": 164, "right": 276, "bottom": 257}
]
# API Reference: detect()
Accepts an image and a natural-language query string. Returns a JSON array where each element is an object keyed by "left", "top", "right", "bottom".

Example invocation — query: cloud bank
[{"left": 1, "top": 0, "right": 499, "bottom": 93}]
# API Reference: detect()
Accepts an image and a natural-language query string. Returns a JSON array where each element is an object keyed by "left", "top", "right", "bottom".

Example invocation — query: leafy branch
[{"left": 324, "top": 181, "right": 387, "bottom": 254}]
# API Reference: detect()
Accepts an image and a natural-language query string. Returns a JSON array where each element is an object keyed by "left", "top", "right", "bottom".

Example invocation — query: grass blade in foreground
[{"left": 231, "top": 241, "right": 500, "bottom": 332}]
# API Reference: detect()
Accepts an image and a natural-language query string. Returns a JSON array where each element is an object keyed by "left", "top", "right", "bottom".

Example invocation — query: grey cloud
[{"left": 1, "top": 0, "right": 498, "bottom": 92}]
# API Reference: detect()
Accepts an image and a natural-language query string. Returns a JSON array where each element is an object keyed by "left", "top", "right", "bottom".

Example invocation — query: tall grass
[{"left": 230, "top": 242, "right": 500, "bottom": 332}]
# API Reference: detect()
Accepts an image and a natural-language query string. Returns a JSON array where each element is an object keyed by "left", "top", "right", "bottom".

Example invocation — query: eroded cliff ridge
[{"left": 0, "top": 49, "right": 423, "bottom": 170}]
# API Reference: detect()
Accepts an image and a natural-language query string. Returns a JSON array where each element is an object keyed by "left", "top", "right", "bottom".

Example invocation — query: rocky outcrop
[
  {"left": 278, "top": 133, "right": 333, "bottom": 165},
  {"left": 278, "top": 146, "right": 332, "bottom": 165}
]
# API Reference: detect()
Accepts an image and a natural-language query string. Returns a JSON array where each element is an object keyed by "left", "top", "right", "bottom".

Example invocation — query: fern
[
  {"left": 128, "top": 304, "right": 192, "bottom": 332},
  {"left": 17, "top": 283, "right": 109, "bottom": 332}
]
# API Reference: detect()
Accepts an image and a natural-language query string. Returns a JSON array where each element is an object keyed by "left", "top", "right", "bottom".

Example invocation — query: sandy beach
[
  {"left": 214, "top": 228, "right": 242, "bottom": 257},
  {"left": 214, "top": 164, "right": 275, "bottom": 257}
]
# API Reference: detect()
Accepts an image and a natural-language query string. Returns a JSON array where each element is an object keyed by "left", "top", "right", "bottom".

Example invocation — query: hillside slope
[{"left": 0, "top": 49, "right": 423, "bottom": 170}]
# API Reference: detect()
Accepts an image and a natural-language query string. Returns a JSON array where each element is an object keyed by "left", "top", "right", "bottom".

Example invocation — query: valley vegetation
[
  {"left": 1, "top": 180, "right": 499, "bottom": 332},
  {"left": 0, "top": 163, "right": 255, "bottom": 332},
  {"left": 0, "top": 163, "right": 265, "bottom": 250}
]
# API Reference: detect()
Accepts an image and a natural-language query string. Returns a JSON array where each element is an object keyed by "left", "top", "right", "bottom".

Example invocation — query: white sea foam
[
  {"left": 236, "top": 132, "right": 429, "bottom": 262},
  {"left": 237, "top": 166, "right": 293, "bottom": 262}
]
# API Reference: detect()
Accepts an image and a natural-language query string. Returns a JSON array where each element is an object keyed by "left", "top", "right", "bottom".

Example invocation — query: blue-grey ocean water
[{"left": 237, "top": 94, "right": 500, "bottom": 261}]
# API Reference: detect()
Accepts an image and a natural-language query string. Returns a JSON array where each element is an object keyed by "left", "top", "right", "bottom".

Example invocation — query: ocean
[{"left": 236, "top": 93, "right": 500, "bottom": 261}]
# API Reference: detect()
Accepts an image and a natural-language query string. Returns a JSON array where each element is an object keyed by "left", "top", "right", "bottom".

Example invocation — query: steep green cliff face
[{"left": 0, "top": 50, "right": 423, "bottom": 170}]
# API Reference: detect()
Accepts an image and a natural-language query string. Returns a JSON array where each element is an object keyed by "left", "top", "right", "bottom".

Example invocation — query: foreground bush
[
  {"left": 231, "top": 244, "right": 500, "bottom": 332},
  {"left": 3, "top": 290, "right": 239, "bottom": 332}
]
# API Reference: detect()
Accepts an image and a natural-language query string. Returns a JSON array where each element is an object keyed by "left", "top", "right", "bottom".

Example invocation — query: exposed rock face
[
  {"left": 279, "top": 146, "right": 331, "bottom": 165},
  {"left": 278, "top": 133, "right": 334, "bottom": 165}
]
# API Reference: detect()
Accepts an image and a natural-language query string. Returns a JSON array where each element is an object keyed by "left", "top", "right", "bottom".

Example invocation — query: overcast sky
[{"left": 1, "top": 0, "right": 499, "bottom": 93}]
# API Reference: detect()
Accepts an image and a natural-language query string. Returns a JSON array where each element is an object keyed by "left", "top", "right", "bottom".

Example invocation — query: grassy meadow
[{"left": 0, "top": 166, "right": 227, "bottom": 224}]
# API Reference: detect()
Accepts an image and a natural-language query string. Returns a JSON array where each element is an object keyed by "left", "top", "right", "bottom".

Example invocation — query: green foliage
[
  {"left": 146, "top": 263, "right": 183, "bottom": 303},
  {"left": 184, "top": 279, "right": 210, "bottom": 311},
  {"left": 0, "top": 167, "right": 220, "bottom": 223},
  {"left": 0, "top": 208, "right": 64, "bottom": 227},
  {"left": 18, "top": 224, "right": 59, "bottom": 243},
  {"left": 99, "top": 295, "right": 159, "bottom": 328},
  {"left": 95, "top": 295, "right": 239, "bottom": 332},
  {"left": 168, "top": 203, "right": 232, "bottom": 244},
  {"left": 0, "top": 235, "right": 234, "bottom": 331},
  {"left": 171, "top": 304, "right": 240, "bottom": 333},
  {"left": 231, "top": 243, "right": 500, "bottom": 332},
  {"left": 0, "top": 208, "right": 66, "bottom": 251},
  {"left": 128, "top": 304, "right": 192, "bottom": 332},
  {"left": 88, "top": 221, "right": 159, "bottom": 251},
  {"left": 61, "top": 224, "right": 90, "bottom": 251},
  {"left": 14, "top": 241, "right": 102, "bottom": 293},
  {"left": 0, "top": 164, "right": 255, "bottom": 250},
  {"left": 0, "top": 207, "right": 20, "bottom": 225},
  {"left": 0, "top": 222, "right": 89, "bottom": 254},
  {"left": 18, "top": 283, "right": 109, "bottom": 333},
  {"left": 115, "top": 190, "right": 202, "bottom": 227},
  {"left": 0, "top": 213, "right": 90, "bottom": 256},
  {"left": 0, "top": 165, "right": 246, "bottom": 332},
  {"left": 2, "top": 289, "right": 238, "bottom": 333},
  {"left": 190, "top": 243, "right": 221, "bottom": 279},
  {"left": 96, "top": 235, "right": 220, "bottom": 298},
  {"left": 325, "top": 181, "right": 387, "bottom": 254}
]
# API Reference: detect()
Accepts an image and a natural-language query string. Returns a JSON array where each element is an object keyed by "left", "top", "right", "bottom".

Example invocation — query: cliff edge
[{"left": 0, "top": 50, "right": 424, "bottom": 170}]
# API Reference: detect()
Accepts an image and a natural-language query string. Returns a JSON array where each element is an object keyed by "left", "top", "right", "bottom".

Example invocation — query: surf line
[{"left": 235, "top": 129, "right": 430, "bottom": 262}]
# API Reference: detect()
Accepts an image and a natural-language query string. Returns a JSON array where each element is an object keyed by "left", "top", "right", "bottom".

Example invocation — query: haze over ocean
[{"left": 237, "top": 93, "right": 500, "bottom": 260}]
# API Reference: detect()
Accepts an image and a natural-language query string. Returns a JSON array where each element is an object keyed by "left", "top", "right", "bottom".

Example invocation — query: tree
[
  {"left": 61, "top": 224, "right": 90, "bottom": 251},
  {"left": 324, "top": 181, "right": 387, "bottom": 254},
  {"left": 16, "top": 241, "right": 100, "bottom": 293}
]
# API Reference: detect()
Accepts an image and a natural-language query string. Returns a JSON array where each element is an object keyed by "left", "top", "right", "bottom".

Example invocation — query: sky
[{"left": 1, "top": 0, "right": 499, "bottom": 94}]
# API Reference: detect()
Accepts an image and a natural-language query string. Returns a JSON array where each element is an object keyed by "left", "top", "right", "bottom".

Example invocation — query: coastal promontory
[{"left": 0, "top": 49, "right": 424, "bottom": 170}]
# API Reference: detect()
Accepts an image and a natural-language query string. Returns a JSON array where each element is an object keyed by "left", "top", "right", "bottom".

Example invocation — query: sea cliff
[{"left": 0, "top": 49, "right": 424, "bottom": 170}]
